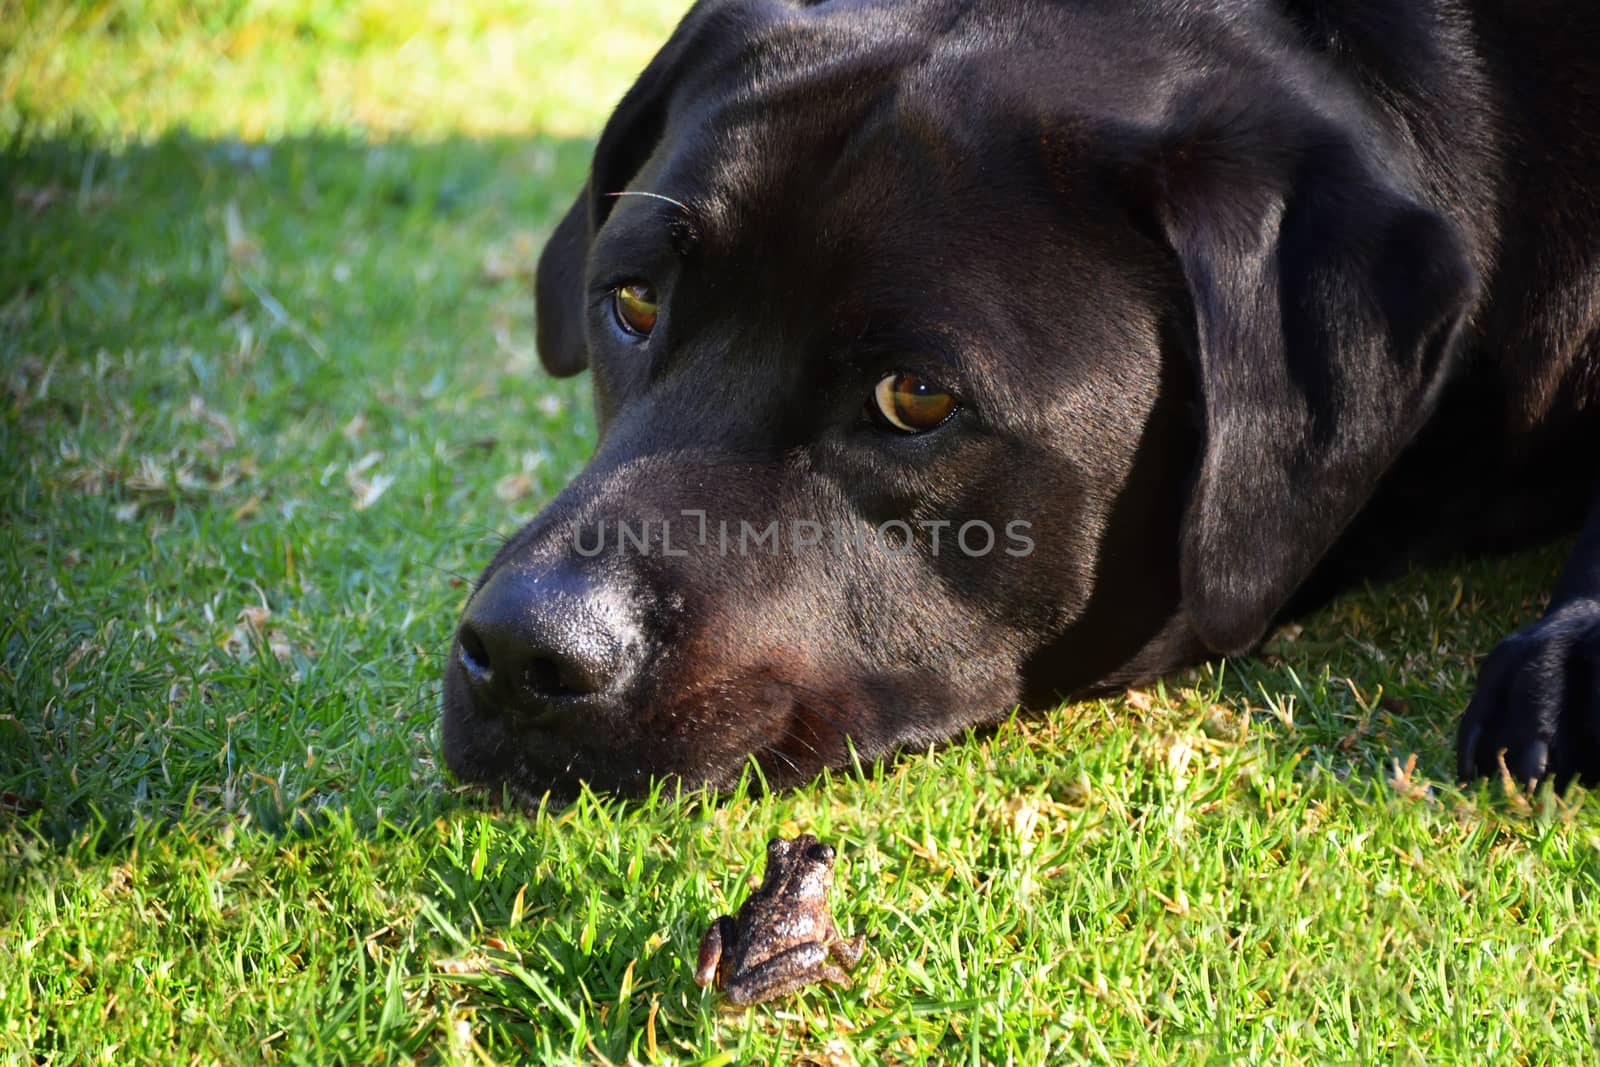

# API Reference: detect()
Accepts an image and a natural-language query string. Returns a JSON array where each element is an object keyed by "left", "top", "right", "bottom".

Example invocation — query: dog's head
[{"left": 443, "top": 0, "right": 1475, "bottom": 799}]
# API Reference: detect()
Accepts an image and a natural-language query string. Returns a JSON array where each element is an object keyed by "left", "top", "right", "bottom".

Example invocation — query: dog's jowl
[{"left": 443, "top": 0, "right": 1600, "bottom": 799}]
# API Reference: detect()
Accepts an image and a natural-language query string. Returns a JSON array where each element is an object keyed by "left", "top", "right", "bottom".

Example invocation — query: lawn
[{"left": 3, "top": 2, "right": 1598, "bottom": 1063}]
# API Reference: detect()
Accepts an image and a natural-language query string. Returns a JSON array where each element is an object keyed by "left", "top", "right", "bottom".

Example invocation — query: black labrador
[{"left": 443, "top": 0, "right": 1600, "bottom": 800}]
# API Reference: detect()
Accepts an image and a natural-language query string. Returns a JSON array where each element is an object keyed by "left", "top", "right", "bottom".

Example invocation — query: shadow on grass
[
  {"left": 2, "top": 127, "right": 604, "bottom": 847},
  {"left": 1202, "top": 542, "right": 1570, "bottom": 789}
]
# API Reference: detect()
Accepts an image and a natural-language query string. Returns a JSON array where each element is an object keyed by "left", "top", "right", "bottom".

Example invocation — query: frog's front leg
[
  {"left": 694, "top": 916, "right": 738, "bottom": 989},
  {"left": 829, "top": 933, "right": 866, "bottom": 970},
  {"left": 720, "top": 941, "right": 852, "bottom": 1006}
]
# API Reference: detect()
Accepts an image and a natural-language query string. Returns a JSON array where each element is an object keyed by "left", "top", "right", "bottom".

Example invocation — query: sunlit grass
[
  {"left": 1, "top": 0, "right": 684, "bottom": 141},
  {"left": 4, "top": 2, "right": 1598, "bottom": 1063}
]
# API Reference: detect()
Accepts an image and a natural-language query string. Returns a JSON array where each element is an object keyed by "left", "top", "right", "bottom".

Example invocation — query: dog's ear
[
  {"left": 1154, "top": 99, "right": 1478, "bottom": 653},
  {"left": 535, "top": 6, "right": 700, "bottom": 377},
  {"left": 535, "top": 192, "right": 595, "bottom": 378}
]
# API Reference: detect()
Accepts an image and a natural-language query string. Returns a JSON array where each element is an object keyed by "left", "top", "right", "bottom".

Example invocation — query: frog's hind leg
[{"left": 720, "top": 942, "right": 852, "bottom": 1006}]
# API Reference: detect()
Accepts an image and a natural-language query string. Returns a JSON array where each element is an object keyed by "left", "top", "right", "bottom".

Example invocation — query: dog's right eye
[{"left": 612, "top": 282, "right": 658, "bottom": 337}]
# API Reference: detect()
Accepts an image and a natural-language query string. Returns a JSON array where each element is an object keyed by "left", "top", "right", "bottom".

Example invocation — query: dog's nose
[{"left": 455, "top": 563, "right": 644, "bottom": 723}]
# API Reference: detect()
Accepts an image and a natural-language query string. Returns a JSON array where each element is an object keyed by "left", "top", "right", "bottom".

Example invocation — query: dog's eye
[
  {"left": 873, "top": 372, "right": 957, "bottom": 432},
  {"left": 612, "top": 282, "right": 658, "bottom": 337}
]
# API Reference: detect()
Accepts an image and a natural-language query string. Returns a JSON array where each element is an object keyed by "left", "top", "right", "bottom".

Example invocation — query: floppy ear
[
  {"left": 1158, "top": 102, "right": 1479, "bottom": 653},
  {"left": 534, "top": 190, "right": 595, "bottom": 378}
]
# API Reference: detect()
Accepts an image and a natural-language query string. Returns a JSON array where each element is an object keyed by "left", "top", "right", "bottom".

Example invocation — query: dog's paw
[{"left": 1457, "top": 598, "right": 1600, "bottom": 788}]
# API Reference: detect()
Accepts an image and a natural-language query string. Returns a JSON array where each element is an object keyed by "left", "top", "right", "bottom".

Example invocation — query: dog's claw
[{"left": 1514, "top": 739, "right": 1550, "bottom": 789}]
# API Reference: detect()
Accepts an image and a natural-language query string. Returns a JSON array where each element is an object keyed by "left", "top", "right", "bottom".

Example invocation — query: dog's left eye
[
  {"left": 612, "top": 282, "right": 659, "bottom": 337},
  {"left": 872, "top": 372, "right": 958, "bottom": 432}
]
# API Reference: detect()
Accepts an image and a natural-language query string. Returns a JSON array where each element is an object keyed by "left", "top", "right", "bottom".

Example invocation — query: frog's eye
[
  {"left": 612, "top": 281, "right": 658, "bottom": 337},
  {"left": 872, "top": 372, "right": 957, "bottom": 432},
  {"left": 806, "top": 842, "right": 834, "bottom": 864}
]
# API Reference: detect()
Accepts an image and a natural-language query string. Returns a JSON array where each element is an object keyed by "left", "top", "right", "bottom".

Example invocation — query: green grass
[{"left": 4, "top": 2, "right": 1599, "bottom": 1063}]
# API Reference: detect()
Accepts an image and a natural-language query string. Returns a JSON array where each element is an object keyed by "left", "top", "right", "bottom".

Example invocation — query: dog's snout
[{"left": 456, "top": 563, "right": 646, "bottom": 723}]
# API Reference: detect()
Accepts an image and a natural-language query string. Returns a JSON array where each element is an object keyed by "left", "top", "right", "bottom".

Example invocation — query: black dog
[{"left": 443, "top": 0, "right": 1600, "bottom": 799}]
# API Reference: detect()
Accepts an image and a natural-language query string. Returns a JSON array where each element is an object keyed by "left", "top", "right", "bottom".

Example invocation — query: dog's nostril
[
  {"left": 458, "top": 612, "right": 618, "bottom": 702},
  {"left": 456, "top": 564, "right": 647, "bottom": 719},
  {"left": 458, "top": 624, "right": 492, "bottom": 680},
  {"left": 523, "top": 654, "right": 567, "bottom": 696},
  {"left": 521, "top": 645, "right": 615, "bottom": 698}
]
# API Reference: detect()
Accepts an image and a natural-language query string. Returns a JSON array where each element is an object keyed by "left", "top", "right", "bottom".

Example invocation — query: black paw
[{"left": 1456, "top": 598, "right": 1600, "bottom": 789}]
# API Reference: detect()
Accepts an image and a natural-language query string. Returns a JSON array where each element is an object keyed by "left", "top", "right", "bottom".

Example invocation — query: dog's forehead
[
  {"left": 640, "top": 2, "right": 1180, "bottom": 244},
  {"left": 668, "top": 83, "right": 952, "bottom": 239}
]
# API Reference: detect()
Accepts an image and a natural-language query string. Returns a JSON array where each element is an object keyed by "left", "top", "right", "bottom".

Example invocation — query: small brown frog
[{"left": 694, "top": 834, "right": 865, "bottom": 1006}]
